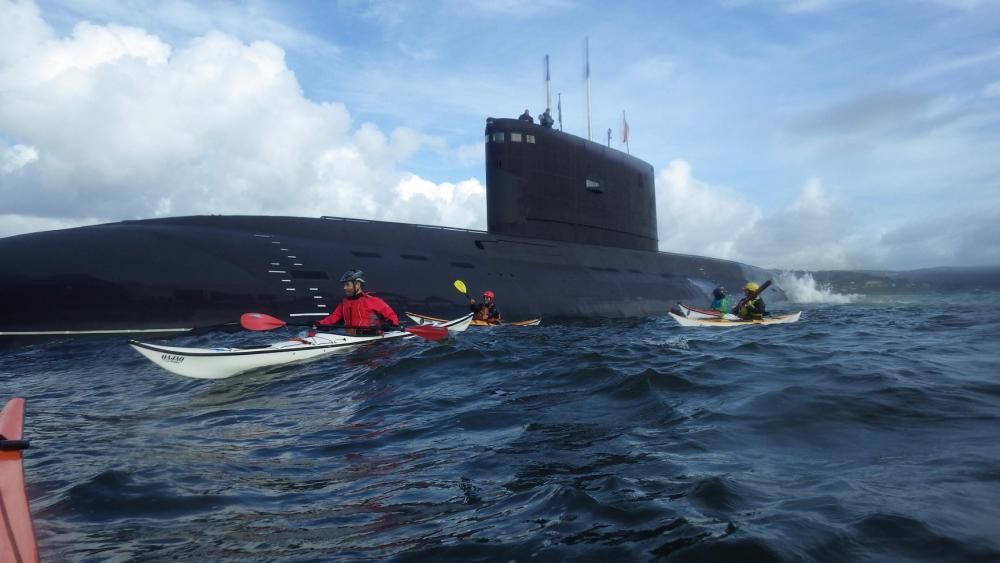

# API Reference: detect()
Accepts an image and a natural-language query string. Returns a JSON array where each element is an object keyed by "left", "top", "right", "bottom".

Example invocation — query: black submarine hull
[
  {"left": 0, "top": 214, "right": 771, "bottom": 339},
  {"left": 2, "top": 116, "right": 780, "bottom": 343}
]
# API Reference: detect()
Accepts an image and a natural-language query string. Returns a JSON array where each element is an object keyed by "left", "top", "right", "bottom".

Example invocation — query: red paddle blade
[
  {"left": 405, "top": 325, "right": 449, "bottom": 341},
  {"left": 240, "top": 313, "right": 287, "bottom": 331}
]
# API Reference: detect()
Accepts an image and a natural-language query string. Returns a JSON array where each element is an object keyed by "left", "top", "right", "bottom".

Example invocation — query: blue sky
[{"left": 1, "top": 0, "right": 998, "bottom": 270}]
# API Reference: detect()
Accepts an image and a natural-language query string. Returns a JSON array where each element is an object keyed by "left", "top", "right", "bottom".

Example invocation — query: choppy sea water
[{"left": 4, "top": 291, "right": 1000, "bottom": 562}]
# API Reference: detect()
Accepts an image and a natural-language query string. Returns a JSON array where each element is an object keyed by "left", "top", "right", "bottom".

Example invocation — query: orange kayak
[
  {"left": 406, "top": 312, "right": 541, "bottom": 327},
  {"left": 1, "top": 398, "right": 38, "bottom": 563}
]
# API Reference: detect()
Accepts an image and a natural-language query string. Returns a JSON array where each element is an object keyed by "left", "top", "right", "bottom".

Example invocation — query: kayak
[
  {"left": 668, "top": 311, "right": 801, "bottom": 327},
  {"left": 131, "top": 313, "right": 474, "bottom": 379},
  {"left": 406, "top": 312, "right": 541, "bottom": 327},
  {"left": 675, "top": 303, "right": 739, "bottom": 320},
  {"left": 1, "top": 398, "right": 38, "bottom": 563}
]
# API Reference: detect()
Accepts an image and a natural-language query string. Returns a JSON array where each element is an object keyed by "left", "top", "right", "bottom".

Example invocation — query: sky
[{"left": 1, "top": 0, "right": 999, "bottom": 271}]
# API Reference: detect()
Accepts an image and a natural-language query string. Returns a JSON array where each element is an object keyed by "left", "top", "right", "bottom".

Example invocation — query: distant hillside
[{"left": 800, "top": 266, "right": 1000, "bottom": 294}]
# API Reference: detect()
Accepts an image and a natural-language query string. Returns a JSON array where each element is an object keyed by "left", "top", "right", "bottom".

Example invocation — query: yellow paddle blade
[{"left": 453, "top": 279, "right": 467, "bottom": 295}]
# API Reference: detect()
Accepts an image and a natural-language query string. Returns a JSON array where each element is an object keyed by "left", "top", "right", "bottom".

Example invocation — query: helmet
[
  {"left": 340, "top": 269, "right": 365, "bottom": 284},
  {"left": 483, "top": 290, "right": 495, "bottom": 300},
  {"left": 743, "top": 282, "right": 759, "bottom": 292},
  {"left": 712, "top": 287, "right": 725, "bottom": 298}
]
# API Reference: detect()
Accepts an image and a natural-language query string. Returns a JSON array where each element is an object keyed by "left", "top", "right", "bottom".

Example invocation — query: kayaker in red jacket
[{"left": 313, "top": 270, "right": 400, "bottom": 335}]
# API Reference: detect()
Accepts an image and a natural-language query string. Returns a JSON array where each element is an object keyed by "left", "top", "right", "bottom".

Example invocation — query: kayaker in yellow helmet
[{"left": 733, "top": 281, "right": 767, "bottom": 320}]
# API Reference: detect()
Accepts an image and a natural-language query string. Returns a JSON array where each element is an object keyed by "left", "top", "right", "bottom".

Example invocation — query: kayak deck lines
[{"left": 668, "top": 311, "right": 801, "bottom": 327}]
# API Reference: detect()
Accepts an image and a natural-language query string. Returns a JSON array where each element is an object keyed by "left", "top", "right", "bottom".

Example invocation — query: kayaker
[
  {"left": 710, "top": 287, "right": 730, "bottom": 314},
  {"left": 313, "top": 270, "right": 400, "bottom": 335},
  {"left": 469, "top": 290, "right": 501, "bottom": 324},
  {"left": 733, "top": 282, "right": 766, "bottom": 320}
]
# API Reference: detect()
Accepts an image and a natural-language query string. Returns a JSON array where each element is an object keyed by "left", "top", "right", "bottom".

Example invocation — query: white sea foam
[{"left": 776, "top": 272, "right": 858, "bottom": 304}]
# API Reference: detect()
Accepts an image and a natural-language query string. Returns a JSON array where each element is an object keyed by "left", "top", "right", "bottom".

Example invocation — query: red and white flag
[{"left": 622, "top": 111, "right": 630, "bottom": 144}]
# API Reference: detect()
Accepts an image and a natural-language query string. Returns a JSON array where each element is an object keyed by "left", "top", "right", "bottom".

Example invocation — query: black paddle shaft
[
  {"left": 0, "top": 439, "right": 30, "bottom": 451},
  {"left": 750, "top": 279, "right": 773, "bottom": 300}
]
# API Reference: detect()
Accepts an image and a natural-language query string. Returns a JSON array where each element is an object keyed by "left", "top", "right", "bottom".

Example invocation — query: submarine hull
[
  {"left": 0, "top": 214, "right": 770, "bottom": 339},
  {"left": 1, "top": 116, "right": 779, "bottom": 343}
]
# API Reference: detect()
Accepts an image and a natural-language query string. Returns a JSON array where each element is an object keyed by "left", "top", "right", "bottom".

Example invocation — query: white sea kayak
[
  {"left": 668, "top": 311, "right": 801, "bottom": 327},
  {"left": 675, "top": 303, "right": 739, "bottom": 320},
  {"left": 130, "top": 313, "right": 473, "bottom": 379}
]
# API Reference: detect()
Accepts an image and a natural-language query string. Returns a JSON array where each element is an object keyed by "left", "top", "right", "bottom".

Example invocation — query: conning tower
[{"left": 484, "top": 118, "right": 657, "bottom": 252}]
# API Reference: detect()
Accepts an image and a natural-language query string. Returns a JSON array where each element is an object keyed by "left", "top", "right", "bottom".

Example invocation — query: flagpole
[
  {"left": 623, "top": 110, "right": 630, "bottom": 155},
  {"left": 585, "top": 36, "right": 592, "bottom": 141},
  {"left": 545, "top": 55, "right": 552, "bottom": 112},
  {"left": 557, "top": 93, "right": 563, "bottom": 131}
]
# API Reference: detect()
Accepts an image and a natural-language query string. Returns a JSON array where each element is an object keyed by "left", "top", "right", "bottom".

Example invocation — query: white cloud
[
  {"left": 38, "top": 0, "right": 341, "bottom": 56},
  {"left": 449, "top": 0, "right": 573, "bottom": 17},
  {"left": 731, "top": 178, "right": 875, "bottom": 270},
  {"left": 654, "top": 163, "right": 885, "bottom": 270},
  {"left": 654, "top": 161, "right": 1000, "bottom": 270},
  {"left": 455, "top": 142, "right": 484, "bottom": 168},
  {"left": 722, "top": 0, "right": 853, "bottom": 14},
  {"left": 386, "top": 175, "right": 486, "bottom": 228},
  {"left": 1, "top": 144, "right": 38, "bottom": 174},
  {"left": 877, "top": 206, "right": 1000, "bottom": 269},
  {"left": 655, "top": 159, "right": 759, "bottom": 260},
  {"left": 0, "top": 1, "right": 484, "bottom": 238}
]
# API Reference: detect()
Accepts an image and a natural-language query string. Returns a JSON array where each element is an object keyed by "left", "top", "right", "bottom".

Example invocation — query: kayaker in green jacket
[
  {"left": 733, "top": 282, "right": 766, "bottom": 320},
  {"left": 710, "top": 287, "right": 731, "bottom": 315}
]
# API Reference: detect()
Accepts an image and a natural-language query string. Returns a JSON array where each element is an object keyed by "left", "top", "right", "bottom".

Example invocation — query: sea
[{"left": 4, "top": 274, "right": 999, "bottom": 562}]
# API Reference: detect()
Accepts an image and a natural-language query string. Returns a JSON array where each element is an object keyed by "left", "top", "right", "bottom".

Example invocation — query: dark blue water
[{"left": 4, "top": 293, "right": 1000, "bottom": 562}]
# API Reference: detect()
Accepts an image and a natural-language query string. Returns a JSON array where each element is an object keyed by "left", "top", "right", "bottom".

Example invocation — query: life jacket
[
  {"left": 737, "top": 296, "right": 763, "bottom": 319},
  {"left": 474, "top": 302, "right": 499, "bottom": 323},
  {"left": 316, "top": 291, "right": 399, "bottom": 331}
]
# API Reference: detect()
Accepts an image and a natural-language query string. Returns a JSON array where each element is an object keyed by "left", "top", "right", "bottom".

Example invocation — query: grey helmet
[{"left": 339, "top": 269, "right": 365, "bottom": 284}]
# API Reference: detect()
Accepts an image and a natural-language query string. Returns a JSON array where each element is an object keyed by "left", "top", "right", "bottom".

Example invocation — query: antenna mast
[
  {"left": 545, "top": 55, "right": 552, "bottom": 111},
  {"left": 585, "top": 37, "right": 592, "bottom": 141}
]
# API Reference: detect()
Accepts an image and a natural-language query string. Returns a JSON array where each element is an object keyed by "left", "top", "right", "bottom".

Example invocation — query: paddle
[
  {"left": 0, "top": 439, "right": 30, "bottom": 451},
  {"left": 240, "top": 313, "right": 308, "bottom": 331},
  {"left": 731, "top": 279, "right": 772, "bottom": 318},
  {"left": 239, "top": 313, "right": 448, "bottom": 341},
  {"left": 750, "top": 279, "right": 773, "bottom": 300}
]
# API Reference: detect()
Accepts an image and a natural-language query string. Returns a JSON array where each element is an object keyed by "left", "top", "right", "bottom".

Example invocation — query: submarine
[{"left": 0, "top": 117, "right": 776, "bottom": 344}]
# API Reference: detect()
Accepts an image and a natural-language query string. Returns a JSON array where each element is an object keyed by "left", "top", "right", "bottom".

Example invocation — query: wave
[{"left": 776, "top": 271, "right": 858, "bottom": 303}]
